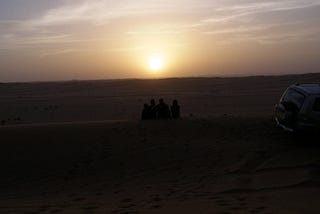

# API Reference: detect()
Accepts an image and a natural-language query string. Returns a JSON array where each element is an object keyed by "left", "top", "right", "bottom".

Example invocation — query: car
[{"left": 275, "top": 83, "right": 320, "bottom": 132}]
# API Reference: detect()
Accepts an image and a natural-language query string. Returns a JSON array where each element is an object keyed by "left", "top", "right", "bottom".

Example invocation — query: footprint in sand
[
  {"left": 146, "top": 195, "right": 163, "bottom": 209},
  {"left": 117, "top": 198, "right": 138, "bottom": 211},
  {"left": 50, "top": 209, "right": 62, "bottom": 213},
  {"left": 229, "top": 206, "right": 248, "bottom": 211},
  {"left": 82, "top": 206, "right": 99, "bottom": 211},
  {"left": 209, "top": 196, "right": 221, "bottom": 200},
  {"left": 213, "top": 196, "right": 251, "bottom": 212},
  {"left": 250, "top": 210, "right": 260, "bottom": 213},
  {"left": 150, "top": 204, "right": 161, "bottom": 209},
  {"left": 150, "top": 196, "right": 162, "bottom": 202},
  {"left": 72, "top": 197, "right": 86, "bottom": 202},
  {"left": 112, "top": 207, "right": 138, "bottom": 214},
  {"left": 236, "top": 196, "right": 246, "bottom": 202},
  {"left": 119, "top": 211, "right": 138, "bottom": 214},
  {"left": 38, "top": 205, "right": 51, "bottom": 212},
  {"left": 121, "top": 198, "right": 134, "bottom": 203},
  {"left": 233, "top": 197, "right": 248, "bottom": 207},
  {"left": 120, "top": 204, "right": 136, "bottom": 209},
  {"left": 212, "top": 197, "right": 231, "bottom": 207},
  {"left": 256, "top": 196, "right": 266, "bottom": 201},
  {"left": 255, "top": 206, "right": 267, "bottom": 211},
  {"left": 249, "top": 206, "right": 267, "bottom": 213},
  {"left": 96, "top": 192, "right": 103, "bottom": 196},
  {"left": 25, "top": 211, "right": 39, "bottom": 214},
  {"left": 176, "top": 193, "right": 189, "bottom": 202},
  {"left": 58, "top": 203, "right": 70, "bottom": 209}
]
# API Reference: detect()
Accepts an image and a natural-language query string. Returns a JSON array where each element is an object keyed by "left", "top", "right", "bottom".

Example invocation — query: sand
[
  {"left": 1, "top": 73, "right": 319, "bottom": 124},
  {"left": 0, "top": 73, "right": 320, "bottom": 213}
]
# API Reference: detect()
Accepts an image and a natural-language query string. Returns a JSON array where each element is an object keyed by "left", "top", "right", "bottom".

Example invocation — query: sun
[{"left": 148, "top": 54, "right": 164, "bottom": 72}]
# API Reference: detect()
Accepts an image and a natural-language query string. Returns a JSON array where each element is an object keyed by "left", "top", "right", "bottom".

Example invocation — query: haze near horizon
[{"left": 0, "top": 0, "right": 320, "bottom": 82}]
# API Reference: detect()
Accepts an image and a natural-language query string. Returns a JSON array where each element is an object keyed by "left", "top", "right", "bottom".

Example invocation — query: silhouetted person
[
  {"left": 141, "top": 103, "right": 150, "bottom": 120},
  {"left": 149, "top": 99, "right": 157, "bottom": 119},
  {"left": 171, "top": 100, "right": 180, "bottom": 119},
  {"left": 157, "top": 98, "right": 171, "bottom": 119}
]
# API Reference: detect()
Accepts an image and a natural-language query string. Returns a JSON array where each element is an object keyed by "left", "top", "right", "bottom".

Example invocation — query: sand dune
[
  {"left": 1, "top": 73, "right": 320, "bottom": 124},
  {"left": 0, "top": 74, "right": 320, "bottom": 213},
  {"left": 0, "top": 118, "right": 320, "bottom": 213}
]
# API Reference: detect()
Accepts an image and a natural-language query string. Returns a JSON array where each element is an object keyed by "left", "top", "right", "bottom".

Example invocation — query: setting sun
[{"left": 148, "top": 54, "right": 164, "bottom": 72}]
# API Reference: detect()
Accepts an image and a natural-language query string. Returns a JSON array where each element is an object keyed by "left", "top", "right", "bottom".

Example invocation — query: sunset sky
[{"left": 0, "top": 0, "right": 320, "bottom": 82}]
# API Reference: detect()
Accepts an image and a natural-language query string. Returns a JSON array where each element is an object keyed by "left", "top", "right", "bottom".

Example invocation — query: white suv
[{"left": 275, "top": 84, "right": 320, "bottom": 132}]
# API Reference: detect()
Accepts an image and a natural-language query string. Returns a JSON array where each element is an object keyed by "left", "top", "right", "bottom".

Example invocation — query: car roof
[{"left": 291, "top": 84, "right": 320, "bottom": 96}]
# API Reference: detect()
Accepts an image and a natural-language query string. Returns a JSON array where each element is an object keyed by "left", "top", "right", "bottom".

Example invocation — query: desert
[{"left": 0, "top": 73, "right": 320, "bottom": 213}]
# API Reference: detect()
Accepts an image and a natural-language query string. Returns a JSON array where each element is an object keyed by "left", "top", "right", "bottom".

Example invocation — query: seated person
[
  {"left": 141, "top": 103, "right": 150, "bottom": 120},
  {"left": 171, "top": 100, "right": 180, "bottom": 119},
  {"left": 157, "top": 98, "right": 171, "bottom": 119},
  {"left": 149, "top": 99, "right": 157, "bottom": 119}
]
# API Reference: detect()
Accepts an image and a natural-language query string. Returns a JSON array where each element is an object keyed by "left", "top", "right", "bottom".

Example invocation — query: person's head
[
  {"left": 159, "top": 98, "right": 164, "bottom": 104},
  {"left": 150, "top": 99, "right": 155, "bottom": 105},
  {"left": 173, "top": 100, "right": 178, "bottom": 105}
]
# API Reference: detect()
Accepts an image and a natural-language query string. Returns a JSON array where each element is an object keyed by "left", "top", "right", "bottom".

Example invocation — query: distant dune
[
  {"left": 1, "top": 73, "right": 320, "bottom": 125},
  {"left": 0, "top": 73, "right": 320, "bottom": 213}
]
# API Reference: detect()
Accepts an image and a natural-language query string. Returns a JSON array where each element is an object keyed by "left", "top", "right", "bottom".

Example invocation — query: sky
[{"left": 0, "top": 0, "right": 320, "bottom": 82}]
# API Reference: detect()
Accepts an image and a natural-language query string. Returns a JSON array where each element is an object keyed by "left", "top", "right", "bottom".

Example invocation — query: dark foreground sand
[
  {"left": 0, "top": 74, "right": 320, "bottom": 213},
  {"left": 1, "top": 119, "right": 320, "bottom": 214}
]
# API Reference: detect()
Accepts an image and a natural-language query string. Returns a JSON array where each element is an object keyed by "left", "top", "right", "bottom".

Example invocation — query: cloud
[
  {"left": 198, "top": 1, "right": 320, "bottom": 44},
  {"left": 204, "top": 0, "right": 320, "bottom": 23},
  {"left": 26, "top": 0, "right": 205, "bottom": 27},
  {"left": 205, "top": 22, "right": 296, "bottom": 35},
  {"left": 40, "top": 48, "right": 75, "bottom": 57},
  {"left": 0, "top": 0, "right": 319, "bottom": 52}
]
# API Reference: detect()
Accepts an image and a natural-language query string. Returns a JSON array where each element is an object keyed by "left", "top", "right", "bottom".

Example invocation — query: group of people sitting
[{"left": 141, "top": 98, "right": 180, "bottom": 120}]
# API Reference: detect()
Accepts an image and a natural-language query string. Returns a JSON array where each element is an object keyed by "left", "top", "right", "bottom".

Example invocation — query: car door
[
  {"left": 309, "top": 97, "right": 320, "bottom": 127},
  {"left": 275, "top": 88, "right": 305, "bottom": 127},
  {"left": 275, "top": 89, "right": 291, "bottom": 125}
]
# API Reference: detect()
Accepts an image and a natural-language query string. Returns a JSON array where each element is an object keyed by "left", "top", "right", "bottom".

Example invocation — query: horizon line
[{"left": 1, "top": 72, "right": 319, "bottom": 84}]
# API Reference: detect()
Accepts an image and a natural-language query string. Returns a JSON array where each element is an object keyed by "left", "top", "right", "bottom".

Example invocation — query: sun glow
[{"left": 148, "top": 54, "right": 164, "bottom": 72}]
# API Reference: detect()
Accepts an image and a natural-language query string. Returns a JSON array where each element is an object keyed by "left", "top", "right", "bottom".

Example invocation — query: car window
[
  {"left": 281, "top": 88, "right": 291, "bottom": 103},
  {"left": 313, "top": 98, "right": 320, "bottom": 112},
  {"left": 282, "top": 89, "right": 305, "bottom": 109}
]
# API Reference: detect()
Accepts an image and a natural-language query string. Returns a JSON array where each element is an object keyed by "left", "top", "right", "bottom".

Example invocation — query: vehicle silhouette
[{"left": 275, "top": 83, "right": 320, "bottom": 132}]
